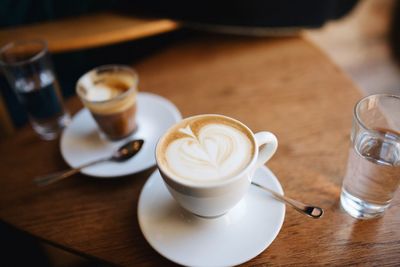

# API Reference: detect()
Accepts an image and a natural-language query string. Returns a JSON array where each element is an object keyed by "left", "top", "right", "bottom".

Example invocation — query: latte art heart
[{"left": 165, "top": 123, "right": 252, "bottom": 182}]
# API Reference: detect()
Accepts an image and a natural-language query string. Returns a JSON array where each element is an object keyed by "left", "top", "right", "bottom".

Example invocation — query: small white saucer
[
  {"left": 138, "top": 166, "right": 285, "bottom": 266},
  {"left": 60, "top": 92, "right": 181, "bottom": 178}
]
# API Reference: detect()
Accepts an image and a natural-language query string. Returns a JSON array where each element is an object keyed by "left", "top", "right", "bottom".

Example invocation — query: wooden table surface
[{"left": 1, "top": 35, "right": 399, "bottom": 266}]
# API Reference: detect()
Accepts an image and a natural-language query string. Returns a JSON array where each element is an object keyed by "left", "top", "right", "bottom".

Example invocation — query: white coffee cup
[{"left": 155, "top": 114, "right": 278, "bottom": 218}]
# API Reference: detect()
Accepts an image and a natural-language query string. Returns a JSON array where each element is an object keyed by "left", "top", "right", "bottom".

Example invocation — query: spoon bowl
[
  {"left": 112, "top": 139, "right": 144, "bottom": 161},
  {"left": 251, "top": 181, "right": 324, "bottom": 219}
]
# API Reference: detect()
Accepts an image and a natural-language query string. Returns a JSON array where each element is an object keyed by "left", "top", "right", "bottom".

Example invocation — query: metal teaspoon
[
  {"left": 34, "top": 139, "right": 144, "bottom": 187},
  {"left": 251, "top": 181, "right": 324, "bottom": 219}
]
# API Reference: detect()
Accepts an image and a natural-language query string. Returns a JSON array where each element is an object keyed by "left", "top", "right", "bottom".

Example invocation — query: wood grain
[
  {"left": 0, "top": 12, "right": 179, "bottom": 53},
  {"left": 0, "top": 93, "right": 14, "bottom": 137},
  {"left": 0, "top": 35, "right": 399, "bottom": 266}
]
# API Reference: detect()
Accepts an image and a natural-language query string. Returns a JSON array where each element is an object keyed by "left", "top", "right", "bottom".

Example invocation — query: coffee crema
[{"left": 157, "top": 115, "right": 255, "bottom": 184}]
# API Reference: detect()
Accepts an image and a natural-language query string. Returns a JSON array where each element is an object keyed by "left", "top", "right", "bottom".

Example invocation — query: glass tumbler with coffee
[
  {"left": 76, "top": 65, "right": 138, "bottom": 141},
  {"left": 0, "top": 40, "right": 70, "bottom": 140},
  {"left": 340, "top": 94, "right": 400, "bottom": 219}
]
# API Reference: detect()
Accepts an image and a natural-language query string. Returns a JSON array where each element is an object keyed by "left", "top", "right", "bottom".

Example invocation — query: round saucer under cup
[
  {"left": 60, "top": 92, "right": 181, "bottom": 177},
  {"left": 138, "top": 166, "right": 285, "bottom": 266}
]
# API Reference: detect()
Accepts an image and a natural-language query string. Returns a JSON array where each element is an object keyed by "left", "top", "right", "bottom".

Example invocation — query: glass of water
[
  {"left": 0, "top": 40, "right": 70, "bottom": 140},
  {"left": 340, "top": 94, "right": 400, "bottom": 219}
]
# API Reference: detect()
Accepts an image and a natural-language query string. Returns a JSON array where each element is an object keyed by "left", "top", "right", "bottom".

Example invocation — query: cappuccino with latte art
[
  {"left": 157, "top": 115, "right": 255, "bottom": 185},
  {"left": 156, "top": 114, "right": 277, "bottom": 217}
]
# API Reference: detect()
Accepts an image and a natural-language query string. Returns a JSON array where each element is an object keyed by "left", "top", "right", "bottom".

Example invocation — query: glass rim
[
  {"left": 76, "top": 64, "right": 139, "bottom": 105},
  {"left": 0, "top": 39, "right": 48, "bottom": 67},
  {"left": 354, "top": 93, "right": 400, "bottom": 132}
]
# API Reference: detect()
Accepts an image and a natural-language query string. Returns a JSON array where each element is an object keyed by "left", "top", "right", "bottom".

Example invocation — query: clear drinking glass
[
  {"left": 340, "top": 94, "right": 400, "bottom": 219},
  {"left": 0, "top": 40, "right": 70, "bottom": 140}
]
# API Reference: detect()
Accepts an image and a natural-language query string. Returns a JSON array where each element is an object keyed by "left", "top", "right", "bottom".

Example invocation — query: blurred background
[{"left": 0, "top": 0, "right": 399, "bottom": 266}]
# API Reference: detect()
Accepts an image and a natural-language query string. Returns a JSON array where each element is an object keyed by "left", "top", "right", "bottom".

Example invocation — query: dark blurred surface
[
  {"left": 122, "top": 0, "right": 358, "bottom": 28},
  {"left": 0, "top": 221, "right": 114, "bottom": 267},
  {"left": 390, "top": 0, "right": 400, "bottom": 64},
  {"left": 0, "top": 221, "right": 51, "bottom": 266},
  {"left": 0, "top": 0, "right": 116, "bottom": 27},
  {"left": 1, "top": 0, "right": 358, "bottom": 28}
]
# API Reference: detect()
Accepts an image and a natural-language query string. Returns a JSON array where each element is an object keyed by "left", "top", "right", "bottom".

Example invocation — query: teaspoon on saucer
[
  {"left": 34, "top": 139, "right": 144, "bottom": 187},
  {"left": 251, "top": 181, "right": 324, "bottom": 219}
]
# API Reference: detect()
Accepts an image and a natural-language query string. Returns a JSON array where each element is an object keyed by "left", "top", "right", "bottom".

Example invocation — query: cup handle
[{"left": 254, "top": 132, "right": 278, "bottom": 167}]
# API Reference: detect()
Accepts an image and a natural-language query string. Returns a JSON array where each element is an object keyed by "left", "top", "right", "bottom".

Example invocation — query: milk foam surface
[
  {"left": 79, "top": 74, "right": 124, "bottom": 102},
  {"left": 162, "top": 119, "right": 253, "bottom": 183}
]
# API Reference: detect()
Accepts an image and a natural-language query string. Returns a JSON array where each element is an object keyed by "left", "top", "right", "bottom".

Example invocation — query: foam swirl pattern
[{"left": 165, "top": 123, "right": 252, "bottom": 183}]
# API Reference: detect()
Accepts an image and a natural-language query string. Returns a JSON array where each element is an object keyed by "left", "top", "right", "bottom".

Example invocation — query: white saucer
[
  {"left": 138, "top": 166, "right": 285, "bottom": 266},
  {"left": 60, "top": 92, "right": 182, "bottom": 177}
]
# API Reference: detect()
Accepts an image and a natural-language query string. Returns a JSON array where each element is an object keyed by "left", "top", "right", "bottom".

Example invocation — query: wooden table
[{"left": 1, "top": 35, "right": 399, "bottom": 266}]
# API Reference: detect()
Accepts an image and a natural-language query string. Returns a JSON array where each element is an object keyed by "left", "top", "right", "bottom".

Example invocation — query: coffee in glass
[{"left": 77, "top": 65, "right": 138, "bottom": 140}]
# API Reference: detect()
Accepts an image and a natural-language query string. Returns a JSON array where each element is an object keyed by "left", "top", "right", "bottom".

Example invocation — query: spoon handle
[
  {"left": 34, "top": 157, "right": 110, "bottom": 187},
  {"left": 251, "top": 181, "right": 324, "bottom": 219}
]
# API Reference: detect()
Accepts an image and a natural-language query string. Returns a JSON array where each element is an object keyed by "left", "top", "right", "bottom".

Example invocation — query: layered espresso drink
[
  {"left": 77, "top": 65, "right": 138, "bottom": 140},
  {"left": 157, "top": 115, "right": 256, "bottom": 185}
]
